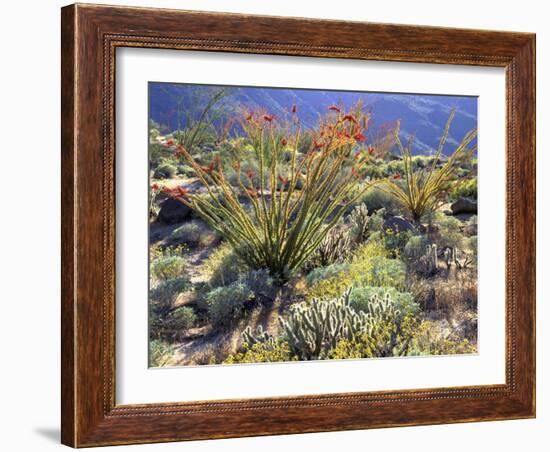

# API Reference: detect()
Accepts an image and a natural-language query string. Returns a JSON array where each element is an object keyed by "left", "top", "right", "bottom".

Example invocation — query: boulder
[
  {"left": 451, "top": 198, "right": 477, "bottom": 215},
  {"left": 382, "top": 216, "right": 414, "bottom": 233},
  {"left": 157, "top": 198, "right": 192, "bottom": 224}
]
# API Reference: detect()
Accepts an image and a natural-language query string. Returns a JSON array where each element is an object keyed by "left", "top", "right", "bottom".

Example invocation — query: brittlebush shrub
[
  {"left": 326, "top": 314, "right": 420, "bottom": 359},
  {"left": 449, "top": 178, "right": 477, "bottom": 201},
  {"left": 408, "top": 320, "right": 477, "bottom": 356},
  {"left": 223, "top": 341, "right": 295, "bottom": 364},
  {"left": 307, "top": 241, "right": 407, "bottom": 299},
  {"left": 150, "top": 255, "right": 186, "bottom": 281}
]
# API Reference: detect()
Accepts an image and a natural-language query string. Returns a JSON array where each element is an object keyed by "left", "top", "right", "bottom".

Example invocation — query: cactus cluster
[
  {"left": 278, "top": 289, "right": 404, "bottom": 360},
  {"left": 443, "top": 246, "right": 472, "bottom": 270},
  {"left": 311, "top": 226, "right": 352, "bottom": 267},
  {"left": 348, "top": 203, "right": 370, "bottom": 243},
  {"left": 241, "top": 325, "right": 275, "bottom": 347}
]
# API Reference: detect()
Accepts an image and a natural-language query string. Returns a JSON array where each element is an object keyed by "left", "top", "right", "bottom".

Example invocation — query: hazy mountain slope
[{"left": 149, "top": 83, "right": 477, "bottom": 155}]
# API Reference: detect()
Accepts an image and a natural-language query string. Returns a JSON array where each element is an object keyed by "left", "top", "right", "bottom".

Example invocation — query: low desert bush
[
  {"left": 403, "top": 234, "right": 430, "bottom": 263},
  {"left": 359, "top": 187, "right": 400, "bottom": 215},
  {"left": 203, "top": 281, "right": 254, "bottom": 327},
  {"left": 408, "top": 320, "right": 477, "bottom": 356},
  {"left": 154, "top": 161, "right": 177, "bottom": 179},
  {"left": 149, "top": 276, "right": 191, "bottom": 307},
  {"left": 202, "top": 243, "right": 249, "bottom": 287},
  {"left": 149, "top": 339, "right": 175, "bottom": 367},
  {"left": 434, "top": 214, "right": 464, "bottom": 250},
  {"left": 449, "top": 178, "right": 477, "bottom": 201},
  {"left": 150, "top": 255, "right": 186, "bottom": 281},
  {"left": 307, "top": 241, "right": 406, "bottom": 299},
  {"left": 224, "top": 340, "right": 294, "bottom": 364}
]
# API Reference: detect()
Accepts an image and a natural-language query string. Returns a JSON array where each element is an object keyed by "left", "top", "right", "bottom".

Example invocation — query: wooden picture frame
[{"left": 61, "top": 3, "right": 536, "bottom": 447}]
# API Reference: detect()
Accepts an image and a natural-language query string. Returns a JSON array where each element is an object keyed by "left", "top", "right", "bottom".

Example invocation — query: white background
[
  {"left": 0, "top": 0, "right": 546, "bottom": 451},
  {"left": 117, "top": 49, "right": 506, "bottom": 404}
]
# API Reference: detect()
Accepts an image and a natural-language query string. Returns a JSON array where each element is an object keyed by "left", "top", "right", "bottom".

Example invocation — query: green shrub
[
  {"left": 203, "top": 281, "right": 254, "bottom": 327},
  {"left": 149, "top": 276, "right": 191, "bottom": 306},
  {"left": 358, "top": 255, "right": 407, "bottom": 289},
  {"left": 435, "top": 214, "right": 464, "bottom": 250},
  {"left": 151, "top": 255, "right": 186, "bottom": 281},
  {"left": 171, "top": 222, "right": 202, "bottom": 246},
  {"left": 167, "top": 306, "right": 197, "bottom": 329},
  {"left": 306, "top": 240, "right": 407, "bottom": 299},
  {"left": 224, "top": 340, "right": 294, "bottom": 364},
  {"left": 408, "top": 320, "right": 477, "bottom": 356},
  {"left": 149, "top": 339, "right": 175, "bottom": 367},
  {"left": 449, "top": 178, "right": 477, "bottom": 201},
  {"left": 368, "top": 207, "right": 386, "bottom": 232},
  {"left": 177, "top": 164, "right": 196, "bottom": 177},
  {"left": 359, "top": 187, "right": 400, "bottom": 214},
  {"left": 203, "top": 243, "right": 249, "bottom": 287},
  {"left": 305, "top": 263, "right": 351, "bottom": 288},
  {"left": 154, "top": 162, "right": 177, "bottom": 179},
  {"left": 403, "top": 234, "right": 430, "bottom": 262}
]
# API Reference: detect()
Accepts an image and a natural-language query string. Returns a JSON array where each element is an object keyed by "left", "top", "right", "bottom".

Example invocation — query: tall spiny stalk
[
  {"left": 381, "top": 110, "right": 477, "bottom": 222},
  {"left": 166, "top": 105, "right": 377, "bottom": 281}
]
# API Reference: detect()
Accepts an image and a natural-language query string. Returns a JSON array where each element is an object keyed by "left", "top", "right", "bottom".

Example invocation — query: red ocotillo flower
[
  {"left": 278, "top": 175, "right": 289, "bottom": 186},
  {"left": 393, "top": 173, "right": 402, "bottom": 180},
  {"left": 291, "top": 104, "right": 297, "bottom": 114},
  {"left": 175, "top": 186, "right": 190, "bottom": 199},
  {"left": 367, "top": 146, "right": 375, "bottom": 155},
  {"left": 281, "top": 138, "right": 288, "bottom": 146},
  {"left": 174, "top": 145, "right": 186, "bottom": 157},
  {"left": 151, "top": 183, "right": 159, "bottom": 191},
  {"left": 343, "top": 114, "right": 358, "bottom": 124},
  {"left": 328, "top": 105, "right": 341, "bottom": 113},
  {"left": 201, "top": 160, "right": 215, "bottom": 175},
  {"left": 353, "top": 131, "right": 366, "bottom": 142},
  {"left": 312, "top": 140, "right": 323, "bottom": 150},
  {"left": 247, "top": 168, "right": 254, "bottom": 180},
  {"left": 263, "top": 114, "right": 273, "bottom": 122},
  {"left": 166, "top": 139, "right": 175, "bottom": 146},
  {"left": 351, "top": 166, "right": 360, "bottom": 178}
]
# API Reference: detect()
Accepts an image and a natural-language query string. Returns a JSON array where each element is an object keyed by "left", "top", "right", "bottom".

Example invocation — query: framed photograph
[{"left": 61, "top": 3, "right": 536, "bottom": 447}]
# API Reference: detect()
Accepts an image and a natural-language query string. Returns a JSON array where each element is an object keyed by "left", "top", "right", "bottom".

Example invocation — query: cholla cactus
[
  {"left": 348, "top": 203, "right": 370, "bottom": 243},
  {"left": 241, "top": 325, "right": 275, "bottom": 347},
  {"left": 311, "top": 226, "right": 352, "bottom": 267},
  {"left": 417, "top": 243, "right": 438, "bottom": 276},
  {"left": 278, "top": 289, "right": 404, "bottom": 360},
  {"left": 166, "top": 105, "right": 377, "bottom": 281}
]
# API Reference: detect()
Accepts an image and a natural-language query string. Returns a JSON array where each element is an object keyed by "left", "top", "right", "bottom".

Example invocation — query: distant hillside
[{"left": 149, "top": 83, "right": 477, "bottom": 155}]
